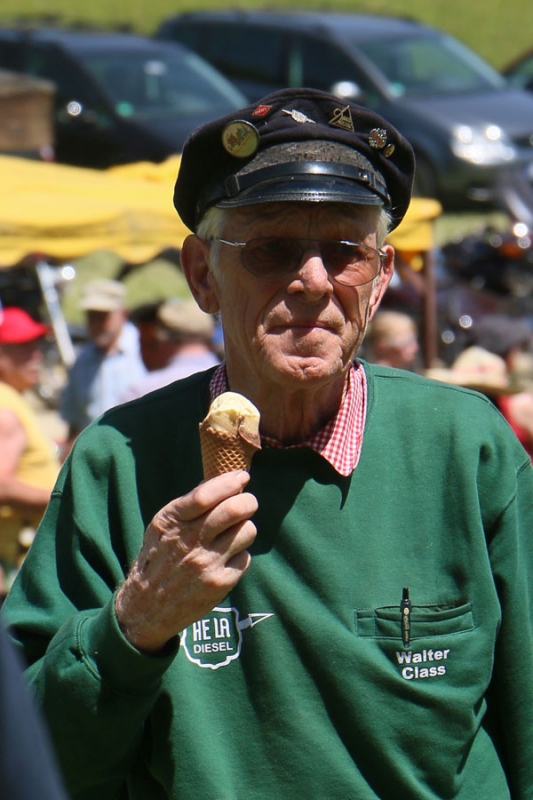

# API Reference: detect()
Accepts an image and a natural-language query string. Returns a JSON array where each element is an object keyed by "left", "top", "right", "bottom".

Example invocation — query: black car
[
  {"left": 156, "top": 11, "right": 533, "bottom": 212},
  {"left": 0, "top": 27, "right": 247, "bottom": 168}
]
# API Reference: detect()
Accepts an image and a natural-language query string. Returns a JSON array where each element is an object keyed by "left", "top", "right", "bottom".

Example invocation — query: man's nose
[{"left": 288, "top": 247, "right": 332, "bottom": 296}]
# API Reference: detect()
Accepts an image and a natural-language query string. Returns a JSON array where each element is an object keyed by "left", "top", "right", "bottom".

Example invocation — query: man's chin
[{"left": 266, "top": 353, "right": 344, "bottom": 387}]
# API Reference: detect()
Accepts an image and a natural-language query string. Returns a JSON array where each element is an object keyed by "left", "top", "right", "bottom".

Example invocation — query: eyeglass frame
[{"left": 209, "top": 236, "right": 388, "bottom": 287}]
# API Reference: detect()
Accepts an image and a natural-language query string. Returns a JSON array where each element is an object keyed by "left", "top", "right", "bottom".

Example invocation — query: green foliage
[
  {"left": 0, "top": 0, "right": 530, "bottom": 69},
  {"left": 60, "top": 251, "right": 191, "bottom": 324}
]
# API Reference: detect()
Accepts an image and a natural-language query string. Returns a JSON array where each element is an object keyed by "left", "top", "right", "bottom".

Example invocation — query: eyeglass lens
[{"left": 239, "top": 238, "right": 381, "bottom": 286}]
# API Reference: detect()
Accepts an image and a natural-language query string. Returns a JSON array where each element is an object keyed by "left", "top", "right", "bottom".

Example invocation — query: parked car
[
  {"left": 156, "top": 11, "right": 533, "bottom": 214},
  {"left": 502, "top": 49, "right": 533, "bottom": 93},
  {"left": 0, "top": 27, "right": 247, "bottom": 168}
]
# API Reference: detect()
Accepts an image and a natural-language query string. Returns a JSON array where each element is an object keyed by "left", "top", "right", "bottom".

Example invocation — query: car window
[
  {"left": 160, "top": 21, "right": 203, "bottom": 51},
  {"left": 201, "top": 25, "right": 285, "bottom": 87},
  {"left": 24, "top": 44, "right": 108, "bottom": 117},
  {"left": 356, "top": 32, "right": 505, "bottom": 97},
  {"left": 78, "top": 47, "right": 246, "bottom": 121},
  {"left": 0, "top": 39, "right": 24, "bottom": 71},
  {"left": 292, "top": 35, "right": 382, "bottom": 104},
  {"left": 506, "top": 55, "right": 533, "bottom": 90}
]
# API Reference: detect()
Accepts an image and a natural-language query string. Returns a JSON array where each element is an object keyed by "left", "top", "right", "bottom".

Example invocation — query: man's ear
[
  {"left": 367, "top": 245, "right": 394, "bottom": 322},
  {"left": 180, "top": 234, "right": 220, "bottom": 314}
]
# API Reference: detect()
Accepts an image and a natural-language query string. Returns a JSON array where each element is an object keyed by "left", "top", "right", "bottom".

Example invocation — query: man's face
[
  {"left": 389, "top": 328, "right": 419, "bottom": 370},
  {"left": 0, "top": 339, "right": 44, "bottom": 392},
  {"left": 184, "top": 202, "right": 393, "bottom": 394},
  {"left": 86, "top": 309, "right": 126, "bottom": 352},
  {"left": 138, "top": 322, "right": 177, "bottom": 372}
]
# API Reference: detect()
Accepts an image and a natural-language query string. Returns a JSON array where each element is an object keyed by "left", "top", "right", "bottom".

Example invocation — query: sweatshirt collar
[{"left": 209, "top": 361, "right": 366, "bottom": 476}]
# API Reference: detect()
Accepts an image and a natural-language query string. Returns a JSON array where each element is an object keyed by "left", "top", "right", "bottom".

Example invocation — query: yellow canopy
[
  {"left": 0, "top": 154, "right": 189, "bottom": 267},
  {"left": 387, "top": 197, "right": 442, "bottom": 255},
  {"left": 0, "top": 153, "right": 441, "bottom": 268}
]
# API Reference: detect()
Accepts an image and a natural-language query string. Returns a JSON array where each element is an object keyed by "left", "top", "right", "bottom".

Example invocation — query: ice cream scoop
[{"left": 199, "top": 392, "right": 261, "bottom": 479}]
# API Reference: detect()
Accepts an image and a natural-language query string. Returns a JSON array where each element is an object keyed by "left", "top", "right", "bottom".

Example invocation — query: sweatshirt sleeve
[
  {"left": 486, "top": 457, "right": 533, "bottom": 799},
  {"left": 1, "top": 423, "right": 180, "bottom": 799}
]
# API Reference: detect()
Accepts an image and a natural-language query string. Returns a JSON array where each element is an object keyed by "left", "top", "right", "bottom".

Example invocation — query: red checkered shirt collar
[{"left": 209, "top": 361, "right": 367, "bottom": 476}]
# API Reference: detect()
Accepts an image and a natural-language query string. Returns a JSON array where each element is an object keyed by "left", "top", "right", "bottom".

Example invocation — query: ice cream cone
[
  {"left": 199, "top": 392, "right": 261, "bottom": 479},
  {"left": 199, "top": 425, "right": 258, "bottom": 479}
]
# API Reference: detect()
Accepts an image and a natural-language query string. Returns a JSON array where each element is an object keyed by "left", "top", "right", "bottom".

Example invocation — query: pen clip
[{"left": 401, "top": 587, "right": 411, "bottom": 647}]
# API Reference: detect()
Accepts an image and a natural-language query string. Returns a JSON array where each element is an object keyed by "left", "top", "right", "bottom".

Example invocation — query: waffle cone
[{"left": 200, "top": 424, "right": 260, "bottom": 480}]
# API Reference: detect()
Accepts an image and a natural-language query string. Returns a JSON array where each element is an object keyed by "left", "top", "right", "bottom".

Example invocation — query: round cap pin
[
  {"left": 221, "top": 120, "right": 260, "bottom": 158},
  {"left": 369, "top": 128, "right": 388, "bottom": 149}
]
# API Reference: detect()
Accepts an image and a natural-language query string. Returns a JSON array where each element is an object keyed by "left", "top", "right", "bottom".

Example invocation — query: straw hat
[
  {"left": 157, "top": 299, "right": 214, "bottom": 339},
  {"left": 80, "top": 280, "right": 126, "bottom": 312},
  {"left": 425, "top": 346, "right": 523, "bottom": 396}
]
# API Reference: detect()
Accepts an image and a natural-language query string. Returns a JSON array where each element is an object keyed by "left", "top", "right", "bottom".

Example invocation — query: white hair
[{"left": 197, "top": 204, "right": 392, "bottom": 242}]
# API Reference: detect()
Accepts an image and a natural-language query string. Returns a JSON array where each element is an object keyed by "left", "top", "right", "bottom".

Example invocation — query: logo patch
[
  {"left": 329, "top": 105, "right": 354, "bottom": 132},
  {"left": 182, "top": 606, "right": 274, "bottom": 670},
  {"left": 252, "top": 104, "right": 272, "bottom": 118}
]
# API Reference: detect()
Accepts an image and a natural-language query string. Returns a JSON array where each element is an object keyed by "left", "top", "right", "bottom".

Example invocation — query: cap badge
[
  {"left": 282, "top": 108, "right": 316, "bottom": 124},
  {"left": 329, "top": 105, "right": 354, "bottom": 132},
  {"left": 221, "top": 120, "right": 260, "bottom": 158},
  {"left": 369, "top": 128, "right": 389, "bottom": 150},
  {"left": 369, "top": 129, "right": 396, "bottom": 157},
  {"left": 251, "top": 104, "right": 272, "bottom": 118}
]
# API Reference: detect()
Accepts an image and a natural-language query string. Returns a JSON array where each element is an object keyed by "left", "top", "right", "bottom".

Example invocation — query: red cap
[{"left": 0, "top": 307, "right": 50, "bottom": 344}]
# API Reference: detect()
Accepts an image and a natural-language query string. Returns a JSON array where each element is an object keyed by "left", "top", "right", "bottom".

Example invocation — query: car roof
[
  {"left": 162, "top": 10, "right": 434, "bottom": 41},
  {"left": 0, "top": 26, "right": 190, "bottom": 55}
]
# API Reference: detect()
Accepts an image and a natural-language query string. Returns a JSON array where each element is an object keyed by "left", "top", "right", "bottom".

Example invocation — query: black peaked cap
[{"left": 174, "top": 87, "right": 415, "bottom": 232}]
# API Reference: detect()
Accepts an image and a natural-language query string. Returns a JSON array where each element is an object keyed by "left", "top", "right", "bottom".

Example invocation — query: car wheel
[{"left": 412, "top": 154, "right": 438, "bottom": 199}]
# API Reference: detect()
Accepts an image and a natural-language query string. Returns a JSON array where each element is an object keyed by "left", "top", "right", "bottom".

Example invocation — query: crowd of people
[
  {"left": 0, "top": 286, "right": 224, "bottom": 594},
  {"left": 0, "top": 86, "right": 532, "bottom": 799}
]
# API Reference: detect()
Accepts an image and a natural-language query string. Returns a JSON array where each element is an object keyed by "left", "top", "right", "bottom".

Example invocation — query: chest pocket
[{"left": 355, "top": 601, "right": 474, "bottom": 640}]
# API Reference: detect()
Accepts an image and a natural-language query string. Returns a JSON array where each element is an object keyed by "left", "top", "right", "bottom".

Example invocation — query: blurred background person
[
  {"left": 470, "top": 314, "right": 533, "bottom": 459},
  {"left": 0, "top": 307, "right": 59, "bottom": 598},
  {"left": 122, "top": 298, "right": 220, "bottom": 402},
  {"left": 363, "top": 310, "right": 420, "bottom": 371},
  {"left": 427, "top": 314, "right": 533, "bottom": 460},
  {"left": 469, "top": 314, "right": 533, "bottom": 383},
  {"left": 60, "top": 279, "right": 146, "bottom": 457}
]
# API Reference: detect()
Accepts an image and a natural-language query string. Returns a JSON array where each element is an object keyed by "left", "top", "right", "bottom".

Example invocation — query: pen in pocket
[{"left": 401, "top": 587, "right": 411, "bottom": 646}]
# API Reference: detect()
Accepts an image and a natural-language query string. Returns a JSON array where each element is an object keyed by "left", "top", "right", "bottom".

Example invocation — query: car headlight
[{"left": 451, "top": 124, "right": 517, "bottom": 165}]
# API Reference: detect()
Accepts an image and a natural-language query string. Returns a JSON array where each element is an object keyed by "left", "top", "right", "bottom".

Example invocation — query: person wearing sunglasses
[{"left": 4, "top": 89, "right": 533, "bottom": 800}]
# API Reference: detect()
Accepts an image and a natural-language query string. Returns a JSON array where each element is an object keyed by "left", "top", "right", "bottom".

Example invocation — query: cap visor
[{"left": 216, "top": 175, "right": 384, "bottom": 210}]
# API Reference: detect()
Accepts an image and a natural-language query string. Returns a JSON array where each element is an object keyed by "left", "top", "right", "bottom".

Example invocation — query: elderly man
[
  {"left": 0, "top": 307, "right": 59, "bottom": 596},
  {"left": 60, "top": 278, "right": 146, "bottom": 455},
  {"left": 3, "top": 89, "right": 533, "bottom": 800}
]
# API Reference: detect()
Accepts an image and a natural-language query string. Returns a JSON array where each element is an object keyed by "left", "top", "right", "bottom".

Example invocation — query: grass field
[{"left": 0, "top": 0, "right": 530, "bottom": 70}]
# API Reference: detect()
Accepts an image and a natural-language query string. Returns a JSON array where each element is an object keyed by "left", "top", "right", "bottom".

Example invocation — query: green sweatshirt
[{"left": 3, "top": 363, "right": 533, "bottom": 800}]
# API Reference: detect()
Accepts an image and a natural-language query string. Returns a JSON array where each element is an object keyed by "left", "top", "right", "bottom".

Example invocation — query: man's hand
[{"left": 115, "top": 470, "right": 258, "bottom": 652}]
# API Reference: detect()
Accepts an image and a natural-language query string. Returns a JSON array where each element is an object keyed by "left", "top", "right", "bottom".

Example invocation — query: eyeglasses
[{"left": 212, "top": 237, "right": 387, "bottom": 287}]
